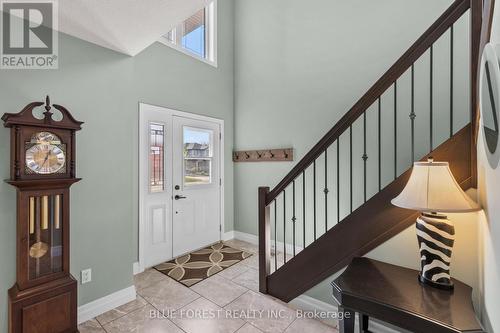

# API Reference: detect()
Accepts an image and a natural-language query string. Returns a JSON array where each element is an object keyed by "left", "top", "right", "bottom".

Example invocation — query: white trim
[
  {"left": 133, "top": 262, "right": 143, "bottom": 275},
  {"left": 222, "top": 231, "right": 235, "bottom": 241},
  {"left": 233, "top": 231, "right": 258, "bottom": 244},
  {"left": 290, "top": 295, "right": 407, "bottom": 333},
  {"left": 78, "top": 286, "right": 136, "bottom": 324},
  {"left": 157, "top": 0, "right": 218, "bottom": 67},
  {"left": 289, "top": 295, "right": 338, "bottom": 327},
  {"left": 138, "top": 102, "right": 225, "bottom": 273},
  {"left": 232, "top": 230, "right": 303, "bottom": 256}
]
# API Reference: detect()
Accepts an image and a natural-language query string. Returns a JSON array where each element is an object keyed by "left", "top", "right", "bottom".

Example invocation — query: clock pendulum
[{"left": 2, "top": 96, "right": 83, "bottom": 333}]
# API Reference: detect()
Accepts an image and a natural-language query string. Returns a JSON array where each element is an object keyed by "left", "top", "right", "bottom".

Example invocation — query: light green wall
[
  {"left": 233, "top": 0, "right": 458, "bottom": 236},
  {"left": 0, "top": 1, "right": 233, "bottom": 330},
  {"left": 233, "top": 0, "right": 478, "bottom": 304}
]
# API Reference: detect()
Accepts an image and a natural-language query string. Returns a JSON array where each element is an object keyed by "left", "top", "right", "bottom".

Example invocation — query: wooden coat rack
[{"left": 233, "top": 148, "right": 293, "bottom": 162}]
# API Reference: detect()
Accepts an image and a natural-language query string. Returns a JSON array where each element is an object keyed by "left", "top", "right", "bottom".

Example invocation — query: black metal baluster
[
  {"left": 350, "top": 125, "right": 353, "bottom": 213},
  {"left": 363, "top": 113, "right": 367, "bottom": 202},
  {"left": 292, "top": 180, "right": 296, "bottom": 257},
  {"left": 324, "top": 149, "right": 328, "bottom": 233},
  {"left": 337, "top": 140, "right": 340, "bottom": 224},
  {"left": 410, "top": 64, "right": 416, "bottom": 162},
  {"left": 274, "top": 199, "right": 277, "bottom": 271},
  {"left": 313, "top": 161, "right": 316, "bottom": 240},
  {"left": 283, "top": 190, "right": 286, "bottom": 264},
  {"left": 450, "top": 25, "right": 454, "bottom": 138},
  {"left": 378, "top": 97, "right": 382, "bottom": 191},
  {"left": 430, "top": 45, "right": 434, "bottom": 151},
  {"left": 302, "top": 170, "right": 306, "bottom": 248},
  {"left": 394, "top": 81, "right": 397, "bottom": 179}
]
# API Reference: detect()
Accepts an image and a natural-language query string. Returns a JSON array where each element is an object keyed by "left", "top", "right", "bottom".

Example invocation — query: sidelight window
[{"left": 150, "top": 123, "right": 165, "bottom": 193}]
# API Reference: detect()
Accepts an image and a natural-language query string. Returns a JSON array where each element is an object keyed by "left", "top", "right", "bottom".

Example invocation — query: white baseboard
[
  {"left": 78, "top": 286, "right": 137, "bottom": 324},
  {"left": 232, "top": 230, "right": 303, "bottom": 255},
  {"left": 289, "top": 295, "right": 338, "bottom": 327},
  {"left": 222, "top": 231, "right": 235, "bottom": 241},
  {"left": 290, "top": 295, "right": 405, "bottom": 333},
  {"left": 133, "top": 262, "right": 144, "bottom": 275},
  {"left": 233, "top": 231, "right": 258, "bottom": 244},
  {"left": 290, "top": 294, "right": 337, "bottom": 312}
]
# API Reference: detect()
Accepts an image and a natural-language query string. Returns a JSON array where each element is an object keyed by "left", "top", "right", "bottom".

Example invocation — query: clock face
[{"left": 25, "top": 132, "right": 66, "bottom": 174}]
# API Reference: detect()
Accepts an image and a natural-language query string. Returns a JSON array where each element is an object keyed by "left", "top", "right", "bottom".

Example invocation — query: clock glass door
[{"left": 28, "top": 194, "right": 63, "bottom": 280}]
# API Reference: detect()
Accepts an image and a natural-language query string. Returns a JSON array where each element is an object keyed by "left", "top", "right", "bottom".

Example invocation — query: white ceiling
[
  {"left": 58, "top": 0, "right": 210, "bottom": 56},
  {"left": 5, "top": 0, "right": 210, "bottom": 56}
]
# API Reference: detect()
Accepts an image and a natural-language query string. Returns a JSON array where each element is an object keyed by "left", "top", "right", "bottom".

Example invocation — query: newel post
[{"left": 258, "top": 186, "right": 271, "bottom": 294}]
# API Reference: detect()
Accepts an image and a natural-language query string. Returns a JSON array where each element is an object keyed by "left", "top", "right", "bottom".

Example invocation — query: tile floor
[{"left": 78, "top": 239, "right": 338, "bottom": 333}]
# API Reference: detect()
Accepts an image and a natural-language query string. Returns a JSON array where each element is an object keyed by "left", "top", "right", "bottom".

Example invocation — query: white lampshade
[{"left": 391, "top": 159, "right": 480, "bottom": 213}]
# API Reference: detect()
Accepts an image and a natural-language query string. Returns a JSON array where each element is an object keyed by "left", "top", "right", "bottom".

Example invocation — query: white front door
[
  {"left": 172, "top": 116, "right": 221, "bottom": 257},
  {"left": 139, "top": 104, "right": 222, "bottom": 269}
]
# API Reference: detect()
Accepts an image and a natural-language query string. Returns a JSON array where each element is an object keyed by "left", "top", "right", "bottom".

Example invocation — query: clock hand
[{"left": 40, "top": 152, "right": 50, "bottom": 168}]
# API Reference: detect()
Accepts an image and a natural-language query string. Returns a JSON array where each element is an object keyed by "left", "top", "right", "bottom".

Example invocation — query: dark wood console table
[{"left": 331, "top": 258, "right": 484, "bottom": 333}]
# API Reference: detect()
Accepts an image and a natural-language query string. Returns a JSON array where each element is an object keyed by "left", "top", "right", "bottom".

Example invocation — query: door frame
[{"left": 137, "top": 102, "right": 225, "bottom": 274}]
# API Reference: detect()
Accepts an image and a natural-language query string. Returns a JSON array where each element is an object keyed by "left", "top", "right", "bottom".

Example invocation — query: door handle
[{"left": 175, "top": 195, "right": 187, "bottom": 200}]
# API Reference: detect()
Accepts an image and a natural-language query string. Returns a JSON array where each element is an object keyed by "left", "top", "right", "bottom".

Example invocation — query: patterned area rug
[{"left": 154, "top": 242, "right": 253, "bottom": 287}]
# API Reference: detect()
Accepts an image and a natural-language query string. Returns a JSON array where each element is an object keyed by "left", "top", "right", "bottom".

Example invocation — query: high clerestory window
[{"left": 159, "top": 1, "right": 217, "bottom": 66}]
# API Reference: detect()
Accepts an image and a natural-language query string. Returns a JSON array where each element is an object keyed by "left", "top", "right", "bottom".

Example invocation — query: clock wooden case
[{"left": 2, "top": 96, "right": 83, "bottom": 333}]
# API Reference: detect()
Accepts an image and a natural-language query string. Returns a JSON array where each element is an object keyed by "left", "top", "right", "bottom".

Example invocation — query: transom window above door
[{"left": 159, "top": 0, "right": 217, "bottom": 66}]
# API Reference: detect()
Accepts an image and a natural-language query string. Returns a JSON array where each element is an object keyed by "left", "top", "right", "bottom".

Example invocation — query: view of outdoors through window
[
  {"left": 163, "top": 1, "right": 215, "bottom": 63},
  {"left": 184, "top": 127, "right": 212, "bottom": 185}
]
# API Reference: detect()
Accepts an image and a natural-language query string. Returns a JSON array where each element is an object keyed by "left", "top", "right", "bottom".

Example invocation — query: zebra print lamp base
[{"left": 416, "top": 213, "right": 455, "bottom": 290}]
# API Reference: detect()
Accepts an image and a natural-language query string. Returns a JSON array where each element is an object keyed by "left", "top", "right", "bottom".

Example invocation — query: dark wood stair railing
[
  {"left": 267, "top": 125, "right": 472, "bottom": 301},
  {"left": 258, "top": 0, "right": 493, "bottom": 300}
]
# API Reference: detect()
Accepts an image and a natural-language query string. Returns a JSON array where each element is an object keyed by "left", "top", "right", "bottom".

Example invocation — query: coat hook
[
  {"left": 283, "top": 150, "right": 288, "bottom": 158},
  {"left": 245, "top": 152, "right": 250, "bottom": 159},
  {"left": 257, "top": 151, "right": 262, "bottom": 158},
  {"left": 269, "top": 150, "right": 275, "bottom": 158}
]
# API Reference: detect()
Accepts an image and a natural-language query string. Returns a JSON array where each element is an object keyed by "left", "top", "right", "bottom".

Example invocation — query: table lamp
[{"left": 391, "top": 158, "right": 480, "bottom": 290}]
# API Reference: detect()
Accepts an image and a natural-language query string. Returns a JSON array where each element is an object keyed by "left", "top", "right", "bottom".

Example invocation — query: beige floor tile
[
  {"left": 240, "top": 255, "right": 258, "bottom": 270},
  {"left": 284, "top": 318, "right": 338, "bottom": 333},
  {"left": 191, "top": 274, "right": 248, "bottom": 307},
  {"left": 237, "top": 323, "right": 264, "bottom": 332},
  {"left": 232, "top": 268, "right": 259, "bottom": 292},
  {"left": 172, "top": 297, "right": 246, "bottom": 333},
  {"left": 138, "top": 277, "right": 200, "bottom": 311},
  {"left": 218, "top": 262, "right": 251, "bottom": 280},
  {"left": 96, "top": 295, "right": 148, "bottom": 325},
  {"left": 225, "top": 290, "right": 296, "bottom": 333},
  {"left": 78, "top": 319, "right": 105, "bottom": 333},
  {"left": 134, "top": 269, "right": 170, "bottom": 290},
  {"left": 103, "top": 304, "right": 183, "bottom": 333}
]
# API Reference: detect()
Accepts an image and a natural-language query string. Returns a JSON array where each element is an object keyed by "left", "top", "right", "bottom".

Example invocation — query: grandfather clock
[{"left": 2, "top": 96, "right": 83, "bottom": 333}]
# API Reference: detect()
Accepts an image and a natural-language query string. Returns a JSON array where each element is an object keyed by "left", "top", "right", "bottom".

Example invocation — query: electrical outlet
[{"left": 81, "top": 268, "right": 92, "bottom": 284}]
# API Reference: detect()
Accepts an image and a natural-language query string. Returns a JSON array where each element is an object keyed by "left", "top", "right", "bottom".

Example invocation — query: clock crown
[{"left": 2, "top": 96, "right": 83, "bottom": 130}]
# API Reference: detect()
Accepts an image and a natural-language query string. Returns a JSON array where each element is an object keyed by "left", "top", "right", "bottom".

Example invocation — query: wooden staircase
[{"left": 258, "top": 0, "right": 495, "bottom": 303}]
